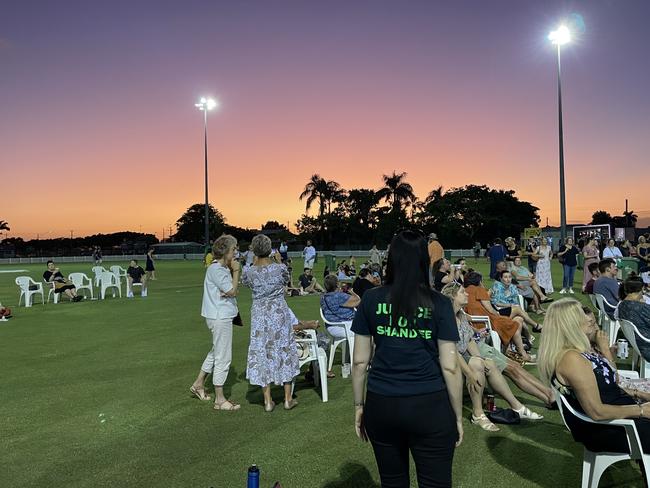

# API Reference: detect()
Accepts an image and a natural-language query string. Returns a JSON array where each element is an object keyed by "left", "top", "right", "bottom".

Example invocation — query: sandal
[
  {"left": 327, "top": 371, "right": 335, "bottom": 379},
  {"left": 190, "top": 385, "right": 211, "bottom": 401},
  {"left": 214, "top": 399, "right": 241, "bottom": 411},
  {"left": 284, "top": 399, "right": 299, "bottom": 410},
  {"left": 471, "top": 414, "right": 500, "bottom": 432},
  {"left": 523, "top": 354, "right": 537, "bottom": 365},
  {"left": 514, "top": 405, "right": 543, "bottom": 420},
  {"left": 533, "top": 324, "right": 543, "bottom": 333}
]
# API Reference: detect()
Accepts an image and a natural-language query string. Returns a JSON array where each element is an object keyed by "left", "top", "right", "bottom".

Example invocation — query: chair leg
[
  {"left": 582, "top": 450, "right": 595, "bottom": 488},
  {"left": 589, "top": 454, "right": 622, "bottom": 488},
  {"left": 317, "top": 348, "right": 329, "bottom": 402},
  {"left": 328, "top": 343, "right": 337, "bottom": 371}
]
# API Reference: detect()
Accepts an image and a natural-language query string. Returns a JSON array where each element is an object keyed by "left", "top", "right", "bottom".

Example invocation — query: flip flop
[
  {"left": 190, "top": 385, "right": 211, "bottom": 401},
  {"left": 214, "top": 400, "right": 241, "bottom": 411}
]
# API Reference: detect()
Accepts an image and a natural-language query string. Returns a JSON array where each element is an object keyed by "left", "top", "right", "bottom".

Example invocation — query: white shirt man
[
  {"left": 303, "top": 241, "right": 316, "bottom": 269},
  {"left": 369, "top": 245, "right": 381, "bottom": 265}
]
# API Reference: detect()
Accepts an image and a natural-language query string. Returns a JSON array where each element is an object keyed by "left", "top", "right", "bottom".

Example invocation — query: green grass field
[{"left": 0, "top": 258, "right": 645, "bottom": 487}]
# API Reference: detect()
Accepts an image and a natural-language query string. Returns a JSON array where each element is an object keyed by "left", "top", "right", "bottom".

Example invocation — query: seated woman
[
  {"left": 43, "top": 260, "right": 82, "bottom": 302},
  {"left": 618, "top": 276, "right": 650, "bottom": 361},
  {"left": 441, "top": 283, "right": 543, "bottom": 431},
  {"left": 464, "top": 271, "right": 534, "bottom": 363},
  {"left": 509, "top": 256, "right": 550, "bottom": 312},
  {"left": 320, "top": 275, "right": 360, "bottom": 329},
  {"left": 491, "top": 270, "right": 542, "bottom": 333},
  {"left": 539, "top": 298, "right": 650, "bottom": 454}
]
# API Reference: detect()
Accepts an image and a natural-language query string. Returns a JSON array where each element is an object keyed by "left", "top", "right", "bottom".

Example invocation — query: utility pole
[{"left": 70, "top": 230, "right": 74, "bottom": 240}]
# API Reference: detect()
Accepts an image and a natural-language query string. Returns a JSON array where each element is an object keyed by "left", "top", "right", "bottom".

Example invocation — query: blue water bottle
[{"left": 247, "top": 464, "right": 259, "bottom": 488}]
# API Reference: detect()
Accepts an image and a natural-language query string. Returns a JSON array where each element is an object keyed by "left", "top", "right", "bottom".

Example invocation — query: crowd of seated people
[
  {"left": 298, "top": 267, "right": 324, "bottom": 295},
  {"left": 618, "top": 276, "right": 650, "bottom": 361},
  {"left": 491, "top": 269, "right": 543, "bottom": 333},
  {"left": 508, "top": 256, "right": 552, "bottom": 313}
]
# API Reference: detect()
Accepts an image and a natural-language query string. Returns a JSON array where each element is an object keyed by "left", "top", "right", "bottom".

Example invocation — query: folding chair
[{"left": 554, "top": 387, "right": 650, "bottom": 488}]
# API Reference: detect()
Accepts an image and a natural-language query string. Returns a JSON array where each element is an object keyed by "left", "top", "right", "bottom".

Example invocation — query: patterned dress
[
  {"left": 243, "top": 263, "right": 300, "bottom": 387},
  {"left": 535, "top": 245, "right": 554, "bottom": 293},
  {"left": 582, "top": 245, "right": 600, "bottom": 291}
]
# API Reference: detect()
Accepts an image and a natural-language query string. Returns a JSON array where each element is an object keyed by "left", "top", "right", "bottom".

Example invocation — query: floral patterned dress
[
  {"left": 535, "top": 245, "right": 554, "bottom": 293},
  {"left": 582, "top": 245, "right": 600, "bottom": 291},
  {"left": 243, "top": 263, "right": 300, "bottom": 387}
]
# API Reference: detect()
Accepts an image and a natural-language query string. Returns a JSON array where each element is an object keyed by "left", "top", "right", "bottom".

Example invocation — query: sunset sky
[{"left": 1, "top": 1, "right": 649, "bottom": 240}]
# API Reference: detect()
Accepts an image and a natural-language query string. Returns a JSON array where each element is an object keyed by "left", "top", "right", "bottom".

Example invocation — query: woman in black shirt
[
  {"left": 558, "top": 237, "right": 580, "bottom": 294},
  {"left": 352, "top": 231, "right": 462, "bottom": 488}
]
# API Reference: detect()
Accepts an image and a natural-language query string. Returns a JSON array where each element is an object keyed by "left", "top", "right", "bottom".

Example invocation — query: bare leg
[
  {"left": 468, "top": 358, "right": 487, "bottom": 417},
  {"left": 503, "top": 362, "right": 554, "bottom": 404},
  {"left": 510, "top": 319, "right": 533, "bottom": 361},
  {"left": 509, "top": 305, "right": 540, "bottom": 329},
  {"left": 262, "top": 385, "right": 273, "bottom": 407},
  {"left": 485, "top": 360, "right": 523, "bottom": 410}
]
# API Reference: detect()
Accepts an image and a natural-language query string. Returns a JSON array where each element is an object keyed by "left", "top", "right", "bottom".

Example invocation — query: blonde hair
[
  {"left": 212, "top": 234, "right": 237, "bottom": 259},
  {"left": 537, "top": 298, "right": 591, "bottom": 386},
  {"left": 441, "top": 282, "right": 463, "bottom": 301}
]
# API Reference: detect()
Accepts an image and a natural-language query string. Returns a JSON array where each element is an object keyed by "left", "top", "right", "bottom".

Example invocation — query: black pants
[{"left": 364, "top": 390, "right": 458, "bottom": 488}]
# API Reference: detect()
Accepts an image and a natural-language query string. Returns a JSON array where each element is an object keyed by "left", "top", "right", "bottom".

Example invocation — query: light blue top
[{"left": 490, "top": 281, "right": 520, "bottom": 306}]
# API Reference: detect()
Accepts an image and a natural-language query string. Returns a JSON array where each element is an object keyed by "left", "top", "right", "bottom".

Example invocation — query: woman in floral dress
[
  {"left": 534, "top": 238, "right": 554, "bottom": 294},
  {"left": 243, "top": 234, "right": 300, "bottom": 412},
  {"left": 582, "top": 237, "right": 600, "bottom": 292}
]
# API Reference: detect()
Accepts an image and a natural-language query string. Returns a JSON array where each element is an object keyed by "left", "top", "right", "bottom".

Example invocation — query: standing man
[
  {"left": 486, "top": 238, "right": 507, "bottom": 280},
  {"left": 303, "top": 240, "right": 316, "bottom": 269},
  {"left": 279, "top": 241, "right": 289, "bottom": 263},
  {"left": 427, "top": 233, "right": 444, "bottom": 267},
  {"left": 473, "top": 241, "right": 481, "bottom": 262}
]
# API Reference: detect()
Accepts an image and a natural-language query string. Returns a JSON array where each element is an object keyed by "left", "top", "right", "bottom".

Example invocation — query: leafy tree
[
  {"left": 261, "top": 221, "right": 287, "bottom": 231},
  {"left": 344, "top": 189, "right": 379, "bottom": 229},
  {"left": 175, "top": 203, "right": 225, "bottom": 243},
  {"left": 376, "top": 171, "right": 417, "bottom": 214},
  {"left": 622, "top": 210, "right": 638, "bottom": 227},
  {"left": 591, "top": 211, "right": 612, "bottom": 225},
  {"left": 418, "top": 185, "right": 540, "bottom": 247}
]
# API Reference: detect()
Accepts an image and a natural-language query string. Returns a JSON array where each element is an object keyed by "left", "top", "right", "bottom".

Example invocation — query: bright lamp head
[
  {"left": 195, "top": 97, "right": 219, "bottom": 111},
  {"left": 549, "top": 25, "right": 571, "bottom": 46}
]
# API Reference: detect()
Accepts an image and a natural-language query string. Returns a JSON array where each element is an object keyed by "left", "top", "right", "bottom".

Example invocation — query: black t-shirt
[
  {"left": 127, "top": 266, "right": 145, "bottom": 282},
  {"left": 351, "top": 286, "right": 459, "bottom": 396},
  {"left": 560, "top": 245, "right": 580, "bottom": 267},
  {"left": 298, "top": 274, "right": 312, "bottom": 289},
  {"left": 433, "top": 271, "right": 448, "bottom": 291},
  {"left": 43, "top": 270, "right": 64, "bottom": 283},
  {"left": 352, "top": 277, "right": 375, "bottom": 297}
]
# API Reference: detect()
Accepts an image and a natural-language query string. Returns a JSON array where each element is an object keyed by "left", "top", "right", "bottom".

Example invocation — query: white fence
[{"left": 0, "top": 249, "right": 481, "bottom": 265}]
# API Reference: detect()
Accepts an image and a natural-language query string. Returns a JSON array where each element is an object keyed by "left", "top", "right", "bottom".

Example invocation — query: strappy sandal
[
  {"left": 533, "top": 324, "right": 543, "bottom": 333},
  {"left": 190, "top": 385, "right": 211, "bottom": 401},
  {"left": 514, "top": 405, "right": 543, "bottom": 420},
  {"left": 284, "top": 399, "right": 299, "bottom": 410},
  {"left": 214, "top": 399, "right": 241, "bottom": 411},
  {"left": 471, "top": 414, "right": 500, "bottom": 432}
]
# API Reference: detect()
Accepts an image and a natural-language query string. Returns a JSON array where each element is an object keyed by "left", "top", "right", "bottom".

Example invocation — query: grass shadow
[{"left": 321, "top": 462, "right": 379, "bottom": 488}]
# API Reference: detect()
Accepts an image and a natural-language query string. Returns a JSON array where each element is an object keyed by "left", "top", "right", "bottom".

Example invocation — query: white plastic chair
[
  {"left": 69, "top": 272, "right": 94, "bottom": 300},
  {"left": 619, "top": 319, "right": 650, "bottom": 379},
  {"left": 467, "top": 314, "right": 502, "bottom": 351},
  {"left": 554, "top": 387, "right": 650, "bottom": 488},
  {"left": 45, "top": 281, "right": 69, "bottom": 304},
  {"left": 15, "top": 277, "right": 44, "bottom": 307},
  {"left": 92, "top": 266, "right": 108, "bottom": 288},
  {"left": 291, "top": 329, "right": 329, "bottom": 402},
  {"left": 594, "top": 294, "right": 621, "bottom": 346},
  {"left": 109, "top": 266, "right": 128, "bottom": 292},
  {"left": 99, "top": 271, "right": 121, "bottom": 299},
  {"left": 319, "top": 308, "right": 355, "bottom": 373}
]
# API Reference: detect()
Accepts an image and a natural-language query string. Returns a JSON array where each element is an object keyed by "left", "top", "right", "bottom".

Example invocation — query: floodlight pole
[
  {"left": 556, "top": 43, "right": 567, "bottom": 243},
  {"left": 203, "top": 107, "right": 210, "bottom": 250}
]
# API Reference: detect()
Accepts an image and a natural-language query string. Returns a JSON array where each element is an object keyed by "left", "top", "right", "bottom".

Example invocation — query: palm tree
[
  {"left": 0, "top": 220, "right": 9, "bottom": 231},
  {"left": 376, "top": 171, "right": 417, "bottom": 213},
  {"left": 623, "top": 210, "right": 638, "bottom": 227},
  {"left": 299, "top": 174, "right": 329, "bottom": 218},
  {"left": 325, "top": 180, "right": 345, "bottom": 214}
]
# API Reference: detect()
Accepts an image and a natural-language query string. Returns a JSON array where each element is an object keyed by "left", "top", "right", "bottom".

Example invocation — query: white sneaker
[
  {"left": 127, "top": 292, "right": 134, "bottom": 298},
  {"left": 559, "top": 289, "right": 566, "bottom": 294},
  {"left": 142, "top": 289, "right": 148, "bottom": 297},
  {"left": 568, "top": 288, "right": 575, "bottom": 294}
]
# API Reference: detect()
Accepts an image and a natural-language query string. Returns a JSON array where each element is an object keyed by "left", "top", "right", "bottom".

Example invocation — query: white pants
[
  {"left": 304, "top": 257, "right": 315, "bottom": 269},
  {"left": 200, "top": 317, "right": 233, "bottom": 386}
]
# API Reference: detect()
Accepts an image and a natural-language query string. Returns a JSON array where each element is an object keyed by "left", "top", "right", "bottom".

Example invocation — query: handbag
[
  {"left": 232, "top": 312, "right": 243, "bottom": 327},
  {"left": 487, "top": 407, "right": 521, "bottom": 425}
]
